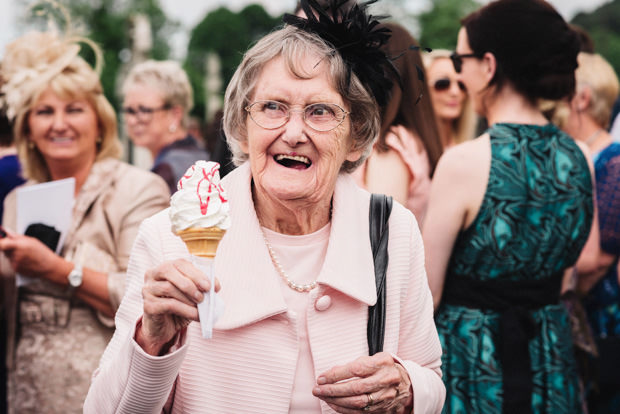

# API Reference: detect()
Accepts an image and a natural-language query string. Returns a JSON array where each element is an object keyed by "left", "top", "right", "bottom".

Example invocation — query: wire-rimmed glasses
[
  {"left": 121, "top": 104, "right": 170, "bottom": 122},
  {"left": 245, "top": 100, "right": 349, "bottom": 132}
]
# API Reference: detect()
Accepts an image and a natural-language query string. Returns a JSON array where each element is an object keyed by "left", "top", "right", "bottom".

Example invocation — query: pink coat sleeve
[
  {"left": 84, "top": 212, "right": 189, "bottom": 413},
  {"left": 389, "top": 205, "right": 445, "bottom": 413}
]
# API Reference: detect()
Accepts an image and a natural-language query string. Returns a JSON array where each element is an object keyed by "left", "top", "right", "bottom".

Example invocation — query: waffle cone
[{"left": 177, "top": 227, "right": 226, "bottom": 258}]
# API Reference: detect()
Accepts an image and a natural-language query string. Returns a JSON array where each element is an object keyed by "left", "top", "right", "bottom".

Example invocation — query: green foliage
[
  {"left": 185, "top": 5, "right": 281, "bottom": 118},
  {"left": 32, "top": 0, "right": 177, "bottom": 109},
  {"left": 572, "top": 0, "right": 620, "bottom": 79},
  {"left": 418, "top": 0, "right": 480, "bottom": 51}
]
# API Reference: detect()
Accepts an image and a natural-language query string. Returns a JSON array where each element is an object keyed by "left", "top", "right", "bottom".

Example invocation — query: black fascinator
[{"left": 283, "top": 0, "right": 399, "bottom": 107}]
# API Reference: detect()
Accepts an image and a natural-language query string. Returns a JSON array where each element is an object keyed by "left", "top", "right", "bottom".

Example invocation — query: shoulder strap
[{"left": 367, "top": 193, "right": 393, "bottom": 356}]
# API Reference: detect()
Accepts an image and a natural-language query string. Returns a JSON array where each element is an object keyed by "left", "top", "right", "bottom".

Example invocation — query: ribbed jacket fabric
[{"left": 84, "top": 162, "right": 445, "bottom": 413}]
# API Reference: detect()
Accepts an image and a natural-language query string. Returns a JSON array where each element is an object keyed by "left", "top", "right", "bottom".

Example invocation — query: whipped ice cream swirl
[{"left": 169, "top": 160, "right": 231, "bottom": 232}]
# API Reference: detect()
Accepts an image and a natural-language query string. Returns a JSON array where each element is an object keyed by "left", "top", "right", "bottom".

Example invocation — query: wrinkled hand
[
  {"left": 138, "top": 258, "right": 220, "bottom": 355},
  {"left": 0, "top": 230, "right": 64, "bottom": 281},
  {"left": 312, "top": 352, "right": 413, "bottom": 413}
]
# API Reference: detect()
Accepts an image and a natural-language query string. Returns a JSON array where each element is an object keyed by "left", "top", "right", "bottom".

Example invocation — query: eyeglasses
[
  {"left": 245, "top": 100, "right": 349, "bottom": 132},
  {"left": 450, "top": 52, "right": 481, "bottom": 73},
  {"left": 121, "top": 104, "right": 170, "bottom": 122},
  {"left": 433, "top": 78, "right": 467, "bottom": 93}
]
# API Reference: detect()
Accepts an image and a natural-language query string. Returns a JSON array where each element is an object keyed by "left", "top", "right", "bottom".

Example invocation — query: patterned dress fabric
[
  {"left": 583, "top": 143, "right": 620, "bottom": 413},
  {"left": 586, "top": 143, "right": 620, "bottom": 338},
  {"left": 436, "top": 123, "right": 593, "bottom": 413}
]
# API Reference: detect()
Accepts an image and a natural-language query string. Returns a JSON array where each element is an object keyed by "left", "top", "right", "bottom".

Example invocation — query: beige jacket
[{"left": 1, "top": 158, "right": 170, "bottom": 413}]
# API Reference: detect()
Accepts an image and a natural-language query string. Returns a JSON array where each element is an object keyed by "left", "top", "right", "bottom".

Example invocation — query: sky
[{"left": 0, "top": 0, "right": 614, "bottom": 60}]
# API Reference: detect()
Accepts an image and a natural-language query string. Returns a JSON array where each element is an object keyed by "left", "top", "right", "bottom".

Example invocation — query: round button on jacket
[{"left": 315, "top": 295, "right": 332, "bottom": 311}]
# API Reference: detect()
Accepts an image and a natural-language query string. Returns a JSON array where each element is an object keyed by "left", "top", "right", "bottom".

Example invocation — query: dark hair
[
  {"left": 570, "top": 24, "right": 595, "bottom": 53},
  {"left": 462, "top": 0, "right": 580, "bottom": 104},
  {"left": 294, "top": 0, "right": 356, "bottom": 15},
  {"left": 0, "top": 111, "right": 13, "bottom": 147},
  {"left": 376, "top": 23, "right": 442, "bottom": 174}
]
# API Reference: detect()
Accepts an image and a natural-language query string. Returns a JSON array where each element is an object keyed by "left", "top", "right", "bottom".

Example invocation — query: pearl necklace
[{"left": 262, "top": 233, "right": 317, "bottom": 292}]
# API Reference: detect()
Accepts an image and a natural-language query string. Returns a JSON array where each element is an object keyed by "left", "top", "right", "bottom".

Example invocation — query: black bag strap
[{"left": 367, "top": 193, "right": 393, "bottom": 356}]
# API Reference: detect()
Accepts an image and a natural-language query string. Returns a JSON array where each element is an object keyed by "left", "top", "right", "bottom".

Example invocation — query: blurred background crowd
[{"left": 1, "top": 0, "right": 620, "bottom": 413}]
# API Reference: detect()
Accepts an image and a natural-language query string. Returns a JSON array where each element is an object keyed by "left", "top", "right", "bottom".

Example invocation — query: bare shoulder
[{"left": 435, "top": 133, "right": 491, "bottom": 180}]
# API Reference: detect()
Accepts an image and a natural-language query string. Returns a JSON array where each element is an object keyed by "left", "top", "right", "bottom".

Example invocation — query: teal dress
[{"left": 436, "top": 123, "right": 593, "bottom": 414}]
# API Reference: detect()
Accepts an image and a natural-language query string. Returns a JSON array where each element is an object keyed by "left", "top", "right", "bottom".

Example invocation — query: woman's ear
[
  {"left": 574, "top": 86, "right": 592, "bottom": 113},
  {"left": 170, "top": 105, "right": 184, "bottom": 122},
  {"left": 345, "top": 148, "right": 363, "bottom": 163},
  {"left": 239, "top": 138, "right": 249, "bottom": 154},
  {"left": 482, "top": 52, "right": 497, "bottom": 85}
]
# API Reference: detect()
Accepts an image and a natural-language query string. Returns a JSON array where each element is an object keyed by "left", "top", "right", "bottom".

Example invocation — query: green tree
[
  {"left": 572, "top": 0, "right": 620, "bottom": 78},
  {"left": 185, "top": 5, "right": 281, "bottom": 119},
  {"left": 27, "top": 0, "right": 177, "bottom": 109},
  {"left": 418, "top": 0, "right": 480, "bottom": 51}
]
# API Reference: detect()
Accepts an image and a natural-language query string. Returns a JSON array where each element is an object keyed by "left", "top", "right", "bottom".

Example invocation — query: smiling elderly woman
[{"left": 84, "top": 1, "right": 445, "bottom": 413}]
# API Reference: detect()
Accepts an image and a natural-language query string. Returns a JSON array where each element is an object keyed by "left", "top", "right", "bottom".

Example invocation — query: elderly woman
[
  {"left": 0, "top": 29, "right": 170, "bottom": 412},
  {"left": 422, "top": 49, "right": 476, "bottom": 148},
  {"left": 423, "top": 0, "right": 599, "bottom": 412},
  {"left": 555, "top": 52, "right": 620, "bottom": 414},
  {"left": 122, "top": 59, "right": 209, "bottom": 193},
  {"left": 84, "top": 1, "right": 445, "bottom": 413}
]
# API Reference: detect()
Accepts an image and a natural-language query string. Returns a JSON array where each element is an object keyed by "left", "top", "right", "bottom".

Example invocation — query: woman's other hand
[
  {"left": 313, "top": 352, "right": 413, "bottom": 413},
  {"left": 0, "top": 230, "right": 70, "bottom": 282},
  {"left": 137, "top": 258, "right": 220, "bottom": 356}
]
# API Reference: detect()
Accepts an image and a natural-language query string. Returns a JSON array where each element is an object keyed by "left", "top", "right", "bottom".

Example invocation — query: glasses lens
[
  {"left": 247, "top": 101, "right": 288, "bottom": 129},
  {"left": 122, "top": 107, "right": 136, "bottom": 116},
  {"left": 122, "top": 106, "right": 162, "bottom": 122},
  {"left": 304, "top": 103, "right": 344, "bottom": 131},
  {"left": 433, "top": 79, "right": 451, "bottom": 92},
  {"left": 450, "top": 53, "right": 462, "bottom": 73}
]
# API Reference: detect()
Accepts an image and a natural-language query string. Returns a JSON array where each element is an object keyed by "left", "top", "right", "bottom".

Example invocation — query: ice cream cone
[{"left": 177, "top": 227, "right": 226, "bottom": 258}]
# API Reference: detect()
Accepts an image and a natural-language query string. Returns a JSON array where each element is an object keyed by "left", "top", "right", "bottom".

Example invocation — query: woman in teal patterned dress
[{"left": 422, "top": 1, "right": 598, "bottom": 413}]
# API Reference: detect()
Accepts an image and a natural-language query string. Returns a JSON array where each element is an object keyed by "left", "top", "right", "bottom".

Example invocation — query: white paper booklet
[{"left": 15, "top": 177, "right": 75, "bottom": 286}]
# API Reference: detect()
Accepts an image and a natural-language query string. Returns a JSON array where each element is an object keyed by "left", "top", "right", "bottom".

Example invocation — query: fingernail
[
  {"left": 313, "top": 386, "right": 321, "bottom": 394},
  {"left": 317, "top": 376, "right": 326, "bottom": 385},
  {"left": 194, "top": 291, "right": 203, "bottom": 302},
  {"left": 200, "top": 279, "right": 210, "bottom": 291}
]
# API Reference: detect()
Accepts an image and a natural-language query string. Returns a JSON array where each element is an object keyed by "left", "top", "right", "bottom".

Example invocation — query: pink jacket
[{"left": 84, "top": 162, "right": 445, "bottom": 413}]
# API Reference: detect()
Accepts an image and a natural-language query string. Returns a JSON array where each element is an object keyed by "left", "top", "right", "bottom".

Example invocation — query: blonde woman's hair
[
  {"left": 223, "top": 25, "right": 380, "bottom": 173},
  {"left": 122, "top": 60, "right": 194, "bottom": 128},
  {"left": 2, "top": 30, "right": 121, "bottom": 182},
  {"left": 575, "top": 52, "right": 620, "bottom": 129},
  {"left": 423, "top": 49, "right": 477, "bottom": 145}
]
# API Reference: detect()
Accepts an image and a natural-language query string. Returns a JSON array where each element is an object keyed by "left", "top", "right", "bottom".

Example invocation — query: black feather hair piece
[{"left": 283, "top": 0, "right": 399, "bottom": 107}]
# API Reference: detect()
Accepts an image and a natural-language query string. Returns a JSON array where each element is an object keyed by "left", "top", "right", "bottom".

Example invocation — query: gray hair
[
  {"left": 123, "top": 59, "right": 194, "bottom": 127},
  {"left": 223, "top": 25, "right": 380, "bottom": 173}
]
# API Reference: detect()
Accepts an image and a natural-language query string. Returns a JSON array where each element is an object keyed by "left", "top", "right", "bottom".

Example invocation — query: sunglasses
[
  {"left": 433, "top": 78, "right": 467, "bottom": 92},
  {"left": 450, "top": 52, "right": 480, "bottom": 73}
]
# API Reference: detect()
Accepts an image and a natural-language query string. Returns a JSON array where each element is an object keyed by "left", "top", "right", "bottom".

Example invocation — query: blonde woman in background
[
  {"left": 554, "top": 52, "right": 620, "bottom": 414},
  {"left": 423, "top": 49, "right": 476, "bottom": 148},
  {"left": 0, "top": 29, "right": 169, "bottom": 413}
]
